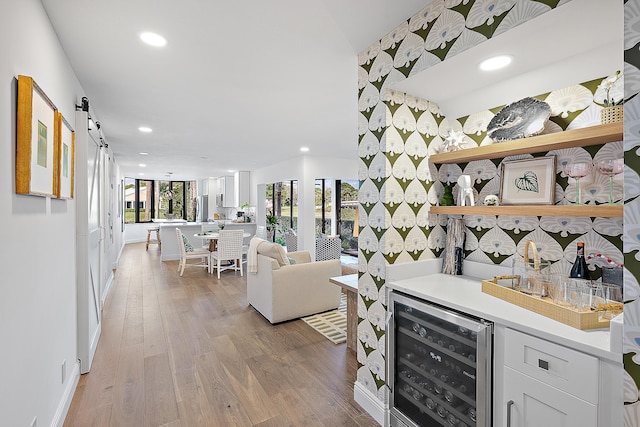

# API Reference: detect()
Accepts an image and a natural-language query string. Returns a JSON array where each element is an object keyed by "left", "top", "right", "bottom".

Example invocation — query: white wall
[
  {"left": 0, "top": 2, "right": 122, "bottom": 426},
  {"left": 252, "top": 155, "right": 356, "bottom": 258}
]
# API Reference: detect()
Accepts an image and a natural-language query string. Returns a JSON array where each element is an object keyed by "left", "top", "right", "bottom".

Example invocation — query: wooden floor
[{"left": 63, "top": 243, "right": 376, "bottom": 427}]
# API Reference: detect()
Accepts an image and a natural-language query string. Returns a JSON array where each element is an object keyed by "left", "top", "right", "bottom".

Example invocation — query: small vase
[{"left": 600, "top": 105, "right": 623, "bottom": 124}]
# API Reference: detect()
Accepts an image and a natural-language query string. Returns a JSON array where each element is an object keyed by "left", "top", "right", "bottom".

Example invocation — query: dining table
[{"left": 194, "top": 231, "right": 252, "bottom": 273}]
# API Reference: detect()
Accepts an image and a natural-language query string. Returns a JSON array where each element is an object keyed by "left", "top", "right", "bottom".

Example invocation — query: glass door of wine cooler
[{"left": 387, "top": 291, "right": 493, "bottom": 427}]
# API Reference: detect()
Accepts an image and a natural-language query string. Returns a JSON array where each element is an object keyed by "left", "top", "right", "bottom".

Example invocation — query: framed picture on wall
[
  {"left": 499, "top": 156, "right": 556, "bottom": 205},
  {"left": 16, "top": 75, "right": 58, "bottom": 197},
  {"left": 55, "top": 112, "right": 75, "bottom": 199}
]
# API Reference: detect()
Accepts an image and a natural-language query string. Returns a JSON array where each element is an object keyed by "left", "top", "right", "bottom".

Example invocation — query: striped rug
[{"left": 301, "top": 293, "right": 347, "bottom": 344}]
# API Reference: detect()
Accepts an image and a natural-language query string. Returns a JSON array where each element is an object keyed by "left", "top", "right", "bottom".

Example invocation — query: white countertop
[{"left": 388, "top": 273, "right": 619, "bottom": 362}]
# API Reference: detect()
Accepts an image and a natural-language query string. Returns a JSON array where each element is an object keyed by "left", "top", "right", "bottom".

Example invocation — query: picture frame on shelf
[
  {"left": 499, "top": 156, "right": 556, "bottom": 205},
  {"left": 16, "top": 75, "right": 58, "bottom": 197},
  {"left": 55, "top": 112, "right": 75, "bottom": 199}
]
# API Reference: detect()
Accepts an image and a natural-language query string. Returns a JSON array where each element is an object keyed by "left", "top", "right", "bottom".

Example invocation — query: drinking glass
[
  {"left": 564, "top": 162, "right": 592, "bottom": 205},
  {"left": 591, "top": 283, "right": 624, "bottom": 320},
  {"left": 594, "top": 159, "right": 624, "bottom": 205}
]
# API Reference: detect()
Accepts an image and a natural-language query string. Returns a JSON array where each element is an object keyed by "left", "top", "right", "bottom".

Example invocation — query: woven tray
[{"left": 481, "top": 277, "right": 610, "bottom": 330}]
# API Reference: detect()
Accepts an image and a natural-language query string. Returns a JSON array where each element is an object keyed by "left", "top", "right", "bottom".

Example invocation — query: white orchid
[{"left": 598, "top": 70, "right": 624, "bottom": 107}]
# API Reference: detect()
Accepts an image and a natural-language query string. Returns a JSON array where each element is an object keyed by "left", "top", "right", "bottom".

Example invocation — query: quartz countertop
[{"left": 388, "top": 273, "right": 619, "bottom": 363}]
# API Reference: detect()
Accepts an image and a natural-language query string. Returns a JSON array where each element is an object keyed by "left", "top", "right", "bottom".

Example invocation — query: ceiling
[
  {"left": 40, "top": 0, "right": 623, "bottom": 181},
  {"left": 40, "top": 0, "right": 428, "bottom": 181}
]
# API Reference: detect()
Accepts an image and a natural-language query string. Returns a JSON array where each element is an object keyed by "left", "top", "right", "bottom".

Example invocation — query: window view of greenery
[
  {"left": 338, "top": 180, "right": 359, "bottom": 255},
  {"left": 124, "top": 178, "right": 197, "bottom": 223},
  {"left": 315, "top": 179, "right": 332, "bottom": 236},
  {"left": 266, "top": 181, "right": 297, "bottom": 244}
]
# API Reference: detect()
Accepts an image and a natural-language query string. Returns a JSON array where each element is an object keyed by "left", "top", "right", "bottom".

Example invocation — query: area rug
[{"left": 301, "top": 293, "right": 347, "bottom": 344}]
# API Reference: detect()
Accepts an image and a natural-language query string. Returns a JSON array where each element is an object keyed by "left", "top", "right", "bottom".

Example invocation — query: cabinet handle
[
  {"left": 507, "top": 400, "right": 514, "bottom": 427},
  {"left": 538, "top": 359, "right": 549, "bottom": 370}
]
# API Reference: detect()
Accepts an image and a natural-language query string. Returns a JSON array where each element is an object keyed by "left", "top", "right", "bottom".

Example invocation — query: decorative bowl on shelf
[{"left": 487, "top": 97, "right": 551, "bottom": 142}]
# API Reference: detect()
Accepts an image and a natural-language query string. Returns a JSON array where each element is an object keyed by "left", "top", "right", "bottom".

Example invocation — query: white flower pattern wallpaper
[{"left": 354, "top": 1, "right": 638, "bottom": 424}]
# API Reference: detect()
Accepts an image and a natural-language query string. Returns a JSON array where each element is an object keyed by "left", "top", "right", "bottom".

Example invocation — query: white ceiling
[
  {"left": 40, "top": 0, "right": 428, "bottom": 181},
  {"left": 40, "top": 0, "right": 623, "bottom": 181}
]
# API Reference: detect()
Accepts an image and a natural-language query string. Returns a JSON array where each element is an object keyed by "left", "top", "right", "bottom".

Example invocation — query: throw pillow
[
  {"left": 287, "top": 257, "right": 297, "bottom": 265},
  {"left": 181, "top": 233, "right": 194, "bottom": 252},
  {"left": 257, "top": 242, "right": 290, "bottom": 266}
]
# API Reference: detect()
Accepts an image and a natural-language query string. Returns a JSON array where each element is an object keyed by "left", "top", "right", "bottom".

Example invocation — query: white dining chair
[
  {"left": 210, "top": 229, "right": 244, "bottom": 279},
  {"left": 175, "top": 228, "right": 210, "bottom": 276},
  {"left": 255, "top": 225, "right": 267, "bottom": 240}
]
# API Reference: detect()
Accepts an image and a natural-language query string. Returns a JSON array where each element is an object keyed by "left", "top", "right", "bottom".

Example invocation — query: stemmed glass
[
  {"left": 594, "top": 159, "right": 624, "bottom": 205},
  {"left": 564, "top": 162, "right": 592, "bottom": 205}
]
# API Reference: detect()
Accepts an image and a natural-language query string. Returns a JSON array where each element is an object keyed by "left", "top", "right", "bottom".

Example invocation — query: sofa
[{"left": 247, "top": 242, "right": 342, "bottom": 324}]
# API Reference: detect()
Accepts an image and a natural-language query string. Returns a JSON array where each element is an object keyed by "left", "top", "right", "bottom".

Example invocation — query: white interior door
[{"left": 76, "top": 111, "right": 102, "bottom": 373}]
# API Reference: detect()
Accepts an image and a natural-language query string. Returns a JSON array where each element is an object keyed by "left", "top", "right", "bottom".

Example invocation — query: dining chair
[
  {"left": 255, "top": 225, "right": 267, "bottom": 240},
  {"left": 175, "top": 228, "right": 210, "bottom": 276},
  {"left": 210, "top": 229, "right": 244, "bottom": 279}
]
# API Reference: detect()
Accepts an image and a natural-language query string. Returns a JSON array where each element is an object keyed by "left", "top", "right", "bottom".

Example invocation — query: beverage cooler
[{"left": 387, "top": 291, "right": 493, "bottom": 427}]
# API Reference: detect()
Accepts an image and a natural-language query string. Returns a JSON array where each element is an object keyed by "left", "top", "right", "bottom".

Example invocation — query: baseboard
[
  {"left": 101, "top": 271, "right": 114, "bottom": 306},
  {"left": 354, "top": 381, "right": 385, "bottom": 426},
  {"left": 51, "top": 360, "right": 80, "bottom": 427}
]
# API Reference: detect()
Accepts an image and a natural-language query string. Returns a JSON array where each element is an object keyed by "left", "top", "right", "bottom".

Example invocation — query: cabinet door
[{"left": 503, "top": 367, "right": 596, "bottom": 427}]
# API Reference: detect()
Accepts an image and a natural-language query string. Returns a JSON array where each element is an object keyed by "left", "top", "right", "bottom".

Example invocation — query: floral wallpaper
[
  {"left": 355, "top": 0, "right": 629, "bottom": 412},
  {"left": 624, "top": 1, "right": 640, "bottom": 426}
]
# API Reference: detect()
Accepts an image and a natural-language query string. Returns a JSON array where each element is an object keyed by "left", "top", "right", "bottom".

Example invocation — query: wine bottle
[{"left": 569, "top": 241, "right": 591, "bottom": 279}]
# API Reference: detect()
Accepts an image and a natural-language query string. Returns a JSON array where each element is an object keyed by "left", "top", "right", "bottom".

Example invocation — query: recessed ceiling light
[
  {"left": 140, "top": 32, "right": 167, "bottom": 47},
  {"left": 228, "top": 169, "right": 236, "bottom": 173},
  {"left": 139, "top": 173, "right": 144, "bottom": 176},
  {"left": 138, "top": 152, "right": 149, "bottom": 155},
  {"left": 479, "top": 55, "right": 512, "bottom": 71},
  {"left": 138, "top": 126, "right": 152, "bottom": 133},
  {"left": 139, "top": 163, "right": 146, "bottom": 167},
  {"left": 300, "top": 147, "right": 310, "bottom": 152}
]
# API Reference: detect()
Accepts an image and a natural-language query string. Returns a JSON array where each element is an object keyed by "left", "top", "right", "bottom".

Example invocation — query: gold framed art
[
  {"left": 16, "top": 75, "right": 58, "bottom": 197},
  {"left": 55, "top": 112, "right": 75, "bottom": 199}
]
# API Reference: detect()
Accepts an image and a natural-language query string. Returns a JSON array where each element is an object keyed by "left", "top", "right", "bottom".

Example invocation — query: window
[
  {"left": 124, "top": 178, "right": 197, "bottom": 223},
  {"left": 315, "top": 179, "right": 332, "bottom": 236},
  {"left": 337, "top": 180, "right": 359, "bottom": 255},
  {"left": 266, "top": 180, "right": 298, "bottom": 243}
]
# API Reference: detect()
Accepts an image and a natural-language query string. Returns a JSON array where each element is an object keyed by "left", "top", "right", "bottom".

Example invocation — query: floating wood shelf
[
  {"left": 429, "top": 122, "right": 623, "bottom": 164},
  {"left": 430, "top": 204, "right": 623, "bottom": 218}
]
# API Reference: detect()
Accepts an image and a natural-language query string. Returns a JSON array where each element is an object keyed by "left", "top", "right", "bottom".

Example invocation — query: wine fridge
[{"left": 387, "top": 291, "right": 493, "bottom": 427}]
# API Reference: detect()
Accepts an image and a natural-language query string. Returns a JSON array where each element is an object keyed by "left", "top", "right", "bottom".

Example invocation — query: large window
[
  {"left": 315, "top": 179, "right": 332, "bottom": 236},
  {"left": 337, "top": 180, "right": 359, "bottom": 255},
  {"left": 124, "top": 178, "right": 197, "bottom": 223},
  {"left": 266, "top": 180, "right": 298, "bottom": 243}
]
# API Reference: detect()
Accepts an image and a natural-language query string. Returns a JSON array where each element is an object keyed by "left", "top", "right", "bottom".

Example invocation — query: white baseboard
[
  {"left": 51, "top": 360, "right": 80, "bottom": 427},
  {"left": 101, "top": 271, "right": 114, "bottom": 306},
  {"left": 354, "top": 381, "right": 385, "bottom": 426}
]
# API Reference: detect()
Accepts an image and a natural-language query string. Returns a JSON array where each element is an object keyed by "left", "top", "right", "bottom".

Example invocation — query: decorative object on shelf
[
  {"left": 598, "top": 71, "right": 624, "bottom": 124},
  {"left": 439, "top": 182, "right": 455, "bottom": 206},
  {"left": 457, "top": 174, "right": 474, "bottom": 206},
  {"left": 486, "top": 97, "right": 551, "bottom": 142},
  {"left": 499, "top": 156, "right": 556, "bottom": 205},
  {"left": 442, "top": 129, "right": 466, "bottom": 152},
  {"left": 563, "top": 161, "right": 592, "bottom": 205},
  {"left": 594, "top": 158, "right": 624, "bottom": 204},
  {"left": 442, "top": 217, "right": 465, "bottom": 275},
  {"left": 16, "top": 75, "right": 58, "bottom": 197},
  {"left": 483, "top": 194, "right": 499, "bottom": 206}
]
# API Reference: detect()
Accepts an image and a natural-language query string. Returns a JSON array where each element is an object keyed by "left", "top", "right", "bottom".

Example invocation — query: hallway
[{"left": 63, "top": 243, "right": 375, "bottom": 426}]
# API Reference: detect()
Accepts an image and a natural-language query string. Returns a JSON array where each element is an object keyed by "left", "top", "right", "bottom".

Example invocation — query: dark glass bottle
[{"left": 569, "top": 242, "right": 590, "bottom": 279}]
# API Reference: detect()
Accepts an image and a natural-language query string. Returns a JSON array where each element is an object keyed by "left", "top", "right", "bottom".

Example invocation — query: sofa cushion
[{"left": 257, "top": 241, "right": 290, "bottom": 267}]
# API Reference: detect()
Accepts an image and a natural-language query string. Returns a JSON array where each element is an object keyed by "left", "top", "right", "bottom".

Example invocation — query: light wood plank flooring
[{"left": 63, "top": 243, "right": 376, "bottom": 427}]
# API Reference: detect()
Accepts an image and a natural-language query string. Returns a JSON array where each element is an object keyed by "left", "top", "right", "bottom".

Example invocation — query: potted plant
[{"left": 266, "top": 211, "right": 279, "bottom": 241}]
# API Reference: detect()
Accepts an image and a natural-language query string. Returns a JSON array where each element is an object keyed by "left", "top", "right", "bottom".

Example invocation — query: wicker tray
[{"left": 481, "top": 277, "right": 610, "bottom": 330}]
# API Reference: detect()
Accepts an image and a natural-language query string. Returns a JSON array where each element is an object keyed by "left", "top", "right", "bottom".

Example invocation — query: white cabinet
[
  {"left": 499, "top": 328, "right": 599, "bottom": 427},
  {"left": 503, "top": 367, "right": 597, "bottom": 426},
  {"left": 234, "top": 171, "right": 250, "bottom": 207},
  {"left": 216, "top": 176, "right": 235, "bottom": 207}
]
